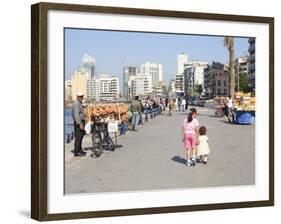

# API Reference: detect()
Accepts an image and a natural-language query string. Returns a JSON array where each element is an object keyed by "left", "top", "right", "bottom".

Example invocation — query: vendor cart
[
  {"left": 234, "top": 92, "right": 256, "bottom": 125},
  {"left": 214, "top": 97, "right": 227, "bottom": 117},
  {"left": 85, "top": 103, "right": 129, "bottom": 157}
]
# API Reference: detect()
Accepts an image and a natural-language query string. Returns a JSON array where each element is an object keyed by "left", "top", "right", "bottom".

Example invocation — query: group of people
[
  {"left": 129, "top": 96, "right": 211, "bottom": 167},
  {"left": 175, "top": 97, "right": 188, "bottom": 112},
  {"left": 182, "top": 108, "right": 210, "bottom": 166},
  {"left": 71, "top": 91, "right": 211, "bottom": 163},
  {"left": 129, "top": 96, "right": 173, "bottom": 131}
]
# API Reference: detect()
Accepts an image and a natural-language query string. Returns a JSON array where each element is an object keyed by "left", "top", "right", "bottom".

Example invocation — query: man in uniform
[{"left": 72, "top": 92, "right": 87, "bottom": 157}]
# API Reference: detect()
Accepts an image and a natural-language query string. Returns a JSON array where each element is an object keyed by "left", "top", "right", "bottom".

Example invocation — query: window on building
[
  {"left": 218, "top": 80, "right": 221, "bottom": 86},
  {"left": 224, "top": 80, "right": 227, "bottom": 86},
  {"left": 224, "top": 88, "right": 227, "bottom": 95},
  {"left": 217, "top": 88, "right": 221, "bottom": 95}
]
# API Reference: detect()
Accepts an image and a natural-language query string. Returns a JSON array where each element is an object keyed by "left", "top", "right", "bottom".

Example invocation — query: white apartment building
[
  {"left": 87, "top": 78, "right": 100, "bottom": 101},
  {"left": 98, "top": 74, "right": 120, "bottom": 101},
  {"left": 175, "top": 53, "right": 189, "bottom": 93},
  {"left": 123, "top": 62, "right": 162, "bottom": 99},
  {"left": 86, "top": 75, "right": 120, "bottom": 102},
  {"left": 131, "top": 73, "right": 152, "bottom": 97},
  {"left": 140, "top": 62, "right": 163, "bottom": 87},
  {"left": 183, "top": 61, "right": 208, "bottom": 95},
  {"left": 178, "top": 53, "right": 189, "bottom": 74}
]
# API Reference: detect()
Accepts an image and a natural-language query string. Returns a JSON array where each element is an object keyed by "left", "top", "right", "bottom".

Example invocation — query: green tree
[
  {"left": 235, "top": 73, "right": 254, "bottom": 93},
  {"left": 224, "top": 37, "right": 235, "bottom": 101},
  {"left": 194, "top": 84, "right": 203, "bottom": 95}
]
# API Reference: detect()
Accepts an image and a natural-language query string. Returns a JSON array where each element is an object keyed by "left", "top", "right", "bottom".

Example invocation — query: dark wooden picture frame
[{"left": 31, "top": 2, "right": 274, "bottom": 221}]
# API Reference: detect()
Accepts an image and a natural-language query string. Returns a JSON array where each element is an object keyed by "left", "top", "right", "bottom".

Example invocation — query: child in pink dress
[{"left": 182, "top": 109, "right": 199, "bottom": 166}]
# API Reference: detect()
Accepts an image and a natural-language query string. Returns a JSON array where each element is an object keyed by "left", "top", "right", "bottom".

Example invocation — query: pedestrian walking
[
  {"left": 130, "top": 96, "right": 141, "bottom": 131},
  {"left": 165, "top": 97, "right": 169, "bottom": 111},
  {"left": 177, "top": 97, "right": 181, "bottom": 112},
  {"left": 72, "top": 92, "right": 87, "bottom": 157},
  {"left": 197, "top": 126, "right": 210, "bottom": 164},
  {"left": 182, "top": 109, "right": 200, "bottom": 166},
  {"left": 181, "top": 98, "right": 186, "bottom": 112},
  {"left": 223, "top": 97, "right": 228, "bottom": 117},
  {"left": 185, "top": 96, "right": 189, "bottom": 111},
  {"left": 168, "top": 98, "right": 175, "bottom": 116},
  {"left": 159, "top": 98, "right": 164, "bottom": 112},
  {"left": 175, "top": 97, "right": 178, "bottom": 112}
]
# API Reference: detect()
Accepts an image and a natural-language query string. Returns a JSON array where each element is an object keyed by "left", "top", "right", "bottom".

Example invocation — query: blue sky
[{"left": 65, "top": 28, "right": 249, "bottom": 85}]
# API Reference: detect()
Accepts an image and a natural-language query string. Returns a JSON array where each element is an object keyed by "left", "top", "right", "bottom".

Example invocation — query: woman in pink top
[{"left": 182, "top": 108, "right": 199, "bottom": 166}]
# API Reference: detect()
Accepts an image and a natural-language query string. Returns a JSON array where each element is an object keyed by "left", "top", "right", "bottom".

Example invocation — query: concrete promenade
[{"left": 65, "top": 107, "right": 255, "bottom": 194}]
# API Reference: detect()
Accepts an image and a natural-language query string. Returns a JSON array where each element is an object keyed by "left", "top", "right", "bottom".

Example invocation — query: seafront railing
[{"left": 64, "top": 107, "right": 162, "bottom": 144}]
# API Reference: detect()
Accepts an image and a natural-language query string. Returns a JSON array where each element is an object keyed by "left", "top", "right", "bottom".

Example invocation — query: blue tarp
[{"left": 236, "top": 110, "right": 255, "bottom": 124}]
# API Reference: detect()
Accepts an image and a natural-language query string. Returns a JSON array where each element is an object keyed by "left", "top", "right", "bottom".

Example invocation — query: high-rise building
[
  {"left": 248, "top": 38, "right": 255, "bottom": 89},
  {"left": 175, "top": 53, "right": 189, "bottom": 93},
  {"left": 140, "top": 62, "right": 163, "bottom": 87},
  {"left": 81, "top": 54, "right": 96, "bottom": 79},
  {"left": 178, "top": 53, "right": 188, "bottom": 74},
  {"left": 123, "top": 66, "right": 139, "bottom": 98},
  {"left": 64, "top": 80, "right": 72, "bottom": 102},
  {"left": 98, "top": 74, "right": 120, "bottom": 101},
  {"left": 87, "top": 75, "right": 120, "bottom": 102},
  {"left": 71, "top": 70, "right": 89, "bottom": 100},
  {"left": 183, "top": 61, "right": 208, "bottom": 95},
  {"left": 123, "top": 62, "right": 162, "bottom": 99},
  {"left": 131, "top": 73, "right": 152, "bottom": 97},
  {"left": 87, "top": 78, "right": 100, "bottom": 101}
]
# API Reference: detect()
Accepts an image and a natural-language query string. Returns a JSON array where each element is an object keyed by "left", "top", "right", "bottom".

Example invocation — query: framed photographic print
[{"left": 31, "top": 2, "right": 274, "bottom": 221}]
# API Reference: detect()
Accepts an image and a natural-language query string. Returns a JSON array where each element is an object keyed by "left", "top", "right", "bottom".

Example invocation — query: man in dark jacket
[{"left": 72, "top": 92, "right": 87, "bottom": 156}]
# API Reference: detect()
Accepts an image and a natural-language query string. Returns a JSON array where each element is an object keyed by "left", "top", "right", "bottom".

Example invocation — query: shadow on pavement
[
  {"left": 171, "top": 156, "right": 187, "bottom": 166},
  {"left": 217, "top": 120, "right": 235, "bottom": 125},
  {"left": 197, "top": 113, "right": 218, "bottom": 118}
]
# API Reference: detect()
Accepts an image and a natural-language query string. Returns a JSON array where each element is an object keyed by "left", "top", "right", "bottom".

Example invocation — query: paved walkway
[{"left": 65, "top": 107, "right": 255, "bottom": 194}]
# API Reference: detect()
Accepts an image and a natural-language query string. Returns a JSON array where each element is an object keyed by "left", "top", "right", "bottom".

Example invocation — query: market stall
[
  {"left": 213, "top": 96, "right": 227, "bottom": 117},
  {"left": 85, "top": 103, "right": 129, "bottom": 123},
  {"left": 234, "top": 92, "right": 255, "bottom": 124}
]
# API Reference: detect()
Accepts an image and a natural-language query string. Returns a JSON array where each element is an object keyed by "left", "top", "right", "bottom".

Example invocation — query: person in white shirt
[
  {"left": 226, "top": 96, "right": 234, "bottom": 123},
  {"left": 181, "top": 98, "right": 186, "bottom": 112},
  {"left": 175, "top": 98, "right": 178, "bottom": 112}
]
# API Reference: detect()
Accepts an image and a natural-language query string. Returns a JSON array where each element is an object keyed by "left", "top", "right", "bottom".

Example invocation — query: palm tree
[{"left": 224, "top": 37, "right": 235, "bottom": 101}]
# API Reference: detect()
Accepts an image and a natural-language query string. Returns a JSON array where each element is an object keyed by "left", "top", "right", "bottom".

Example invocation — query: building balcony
[
  {"left": 248, "top": 37, "right": 255, "bottom": 44},
  {"left": 248, "top": 63, "right": 255, "bottom": 71},
  {"left": 248, "top": 54, "right": 255, "bottom": 62},
  {"left": 248, "top": 44, "right": 255, "bottom": 54},
  {"left": 248, "top": 72, "right": 255, "bottom": 80}
]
